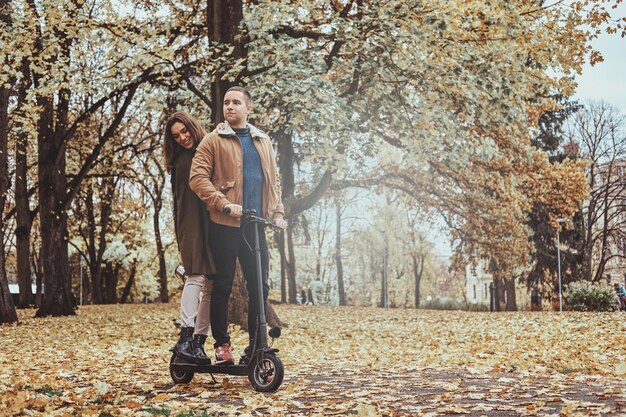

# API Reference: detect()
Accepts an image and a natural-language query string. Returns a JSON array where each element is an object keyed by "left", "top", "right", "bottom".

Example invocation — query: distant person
[
  {"left": 614, "top": 283, "right": 626, "bottom": 311},
  {"left": 309, "top": 279, "right": 325, "bottom": 305},
  {"left": 164, "top": 111, "right": 216, "bottom": 365},
  {"left": 300, "top": 289, "right": 307, "bottom": 305},
  {"left": 530, "top": 287, "right": 541, "bottom": 311},
  {"left": 190, "top": 86, "right": 286, "bottom": 365},
  {"left": 307, "top": 288, "right": 314, "bottom": 305}
]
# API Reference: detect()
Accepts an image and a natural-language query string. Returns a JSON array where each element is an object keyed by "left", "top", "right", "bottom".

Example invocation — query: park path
[{"left": 143, "top": 363, "right": 626, "bottom": 416}]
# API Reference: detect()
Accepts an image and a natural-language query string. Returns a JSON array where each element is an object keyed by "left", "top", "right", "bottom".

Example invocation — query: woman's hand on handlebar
[{"left": 224, "top": 204, "right": 243, "bottom": 218}]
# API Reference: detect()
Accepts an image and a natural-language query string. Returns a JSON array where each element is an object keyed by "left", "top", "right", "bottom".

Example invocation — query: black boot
[
  {"left": 173, "top": 327, "right": 196, "bottom": 363},
  {"left": 192, "top": 334, "right": 212, "bottom": 365}
]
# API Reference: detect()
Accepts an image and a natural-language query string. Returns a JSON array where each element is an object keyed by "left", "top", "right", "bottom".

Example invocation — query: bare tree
[
  {"left": 334, "top": 196, "right": 346, "bottom": 306},
  {"left": 570, "top": 101, "right": 626, "bottom": 282}
]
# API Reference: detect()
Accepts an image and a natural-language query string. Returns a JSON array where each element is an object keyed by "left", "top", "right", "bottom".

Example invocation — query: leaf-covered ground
[{"left": 1, "top": 304, "right": 626, "bottom": 416}]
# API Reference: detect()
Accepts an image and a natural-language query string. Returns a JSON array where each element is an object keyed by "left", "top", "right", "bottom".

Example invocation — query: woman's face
[{"left": 171, "top": 121, "right": 193, "bottom": 149}]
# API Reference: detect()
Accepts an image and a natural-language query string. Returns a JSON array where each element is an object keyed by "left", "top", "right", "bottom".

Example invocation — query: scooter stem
[{"left": 253, "top": 220, "right": 269, "bottom": 349}]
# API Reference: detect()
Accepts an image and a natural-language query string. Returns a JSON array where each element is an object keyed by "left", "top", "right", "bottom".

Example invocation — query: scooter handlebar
[
  {"left": 223, "top": 207, "right": 278, "bottom": 228},
  {"left": 242, "top": 209, "right": 278, "bottom": 228}
]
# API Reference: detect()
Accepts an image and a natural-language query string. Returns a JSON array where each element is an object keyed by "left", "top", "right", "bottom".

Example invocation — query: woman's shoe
[
  {"left": 193, "top": 334, "right": 212, "bottom": 365},
  {"left": 173, "top": 327, "right": 196, "bottom": 363}
]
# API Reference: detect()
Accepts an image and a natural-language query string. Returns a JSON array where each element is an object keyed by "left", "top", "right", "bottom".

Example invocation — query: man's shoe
[
  {"left": 215, "top": 343, "right": 234, "bottom": 365},
  {"left": 193, "top": 334, "right": 212, "bottom": 365}
]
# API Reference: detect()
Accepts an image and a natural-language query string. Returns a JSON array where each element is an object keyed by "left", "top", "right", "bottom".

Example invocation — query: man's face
[{"left": 223, "top": 91, "right": 251, "bottom": 128}]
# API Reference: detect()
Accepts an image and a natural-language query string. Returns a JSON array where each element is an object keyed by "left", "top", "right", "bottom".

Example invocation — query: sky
[{"left": 574, "top": 5, "right": 626, "bottom": 113}]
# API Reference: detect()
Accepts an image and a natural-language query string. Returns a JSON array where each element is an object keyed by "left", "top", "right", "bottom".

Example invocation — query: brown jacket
[
  {"left": 189, "top": 122, "right": 284, "bottom": 228},
  {"left": 173, "top": 148, "right": 215, "bottom": 276}
]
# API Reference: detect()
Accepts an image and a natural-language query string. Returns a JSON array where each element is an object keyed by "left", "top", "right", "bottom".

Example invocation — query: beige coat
[{"left": 189, "top": 122, "right": 284, "bottom": 228}]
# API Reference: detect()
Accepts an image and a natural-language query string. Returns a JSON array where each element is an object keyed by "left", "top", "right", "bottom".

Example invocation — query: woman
[{"left": 164, "top": 111, "right": 215, "bottom": 365}]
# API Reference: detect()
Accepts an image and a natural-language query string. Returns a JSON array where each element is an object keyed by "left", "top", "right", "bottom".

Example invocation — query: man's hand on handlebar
[
  {"left": 224, "top": 204, "right": 243, "bottom": 217},
  {"left": 272, "top": 218, "right": 287, "bottom": 231}
]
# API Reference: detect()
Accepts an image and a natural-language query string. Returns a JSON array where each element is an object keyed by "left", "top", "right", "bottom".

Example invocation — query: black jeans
[{"left": 209, "top": 221, "right": 269, "bottom": 348}]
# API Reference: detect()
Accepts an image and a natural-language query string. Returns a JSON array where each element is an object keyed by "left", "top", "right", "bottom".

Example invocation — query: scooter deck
[{"left": 170, "top": 361, "right": 248, "bottom": 376}]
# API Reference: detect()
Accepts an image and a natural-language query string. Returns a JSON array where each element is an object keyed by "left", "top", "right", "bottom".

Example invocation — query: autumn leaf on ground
[{"left": 1, "top": 304, "right": 626, "bottom": 416}]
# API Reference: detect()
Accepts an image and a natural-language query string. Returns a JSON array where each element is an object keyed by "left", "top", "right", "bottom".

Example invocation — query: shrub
[
  {"left": 563, "top": 281, "right": 616, "bottom": 311},
  {"left": 421, "top": 299, "right": 489, "bottom": 311}
]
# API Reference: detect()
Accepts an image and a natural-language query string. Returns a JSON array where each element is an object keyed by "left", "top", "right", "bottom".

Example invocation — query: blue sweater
[{"left": 234, "top": 127, "right": 264, "bottom": 217}]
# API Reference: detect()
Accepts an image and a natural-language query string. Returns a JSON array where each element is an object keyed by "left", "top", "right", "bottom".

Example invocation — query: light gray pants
[{"left": 180, "top": 274, "right": 212, "bottom": 336}]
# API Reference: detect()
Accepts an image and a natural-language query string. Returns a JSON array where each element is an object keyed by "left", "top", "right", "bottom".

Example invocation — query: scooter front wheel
[
  {"left": 170, "top": 352, "right": 194, "bottom": 384},
  {"left": 248, "top": 353, "right": 284, "bottom": 392}
]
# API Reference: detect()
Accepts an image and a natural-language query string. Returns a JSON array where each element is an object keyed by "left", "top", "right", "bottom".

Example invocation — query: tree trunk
[
  {"left": 119, "top": 262, "right": 137, "bottom": 304},
  {"left": 413, "top": 253, "right": 425, "bottom": 308},
  {"left": 0, "top": 255, "right": 17, "bottom": 324},
  {"left": 208, "top": 0, "right": 244, "bottom": 124},
  {"left": 335, "top": 200, "right": 346, "bottom": 306},
  {"left": 15, "top": 132, "right": 34, "bottom": 308},
  {"left": 15, "top": 64, "right": 34, "bottom": 309},
  {"left": 274, "top": 127, "right": 334, "bottom": 304},
  {"left": 31, "top": 244, "right": 43, "bottom": 306},
  {"left": 228, "top": 262, "right": 284, "bottom": 331},
  {"left": 154, "top": 202, "right": 168, "bottom": 303},
  {"left": 103, "top": 261, "right": 120, "bottom": 304},
  {"left": 84, "top": 176, "right": 118, "bottom": 304},
  {"left": 0, "top": 68, "right": 18, "bottom": 323},
  {"left": 492, "top": 278, "right": 501, "bottom": 312},
  {"left": 286, "top": 221, "right": 297, "bottom": 304},
  {"left": 594, "top": 169, "right": 612, "bottom": 282},
  {"left": 583, "top": 165, "right": 596, "bottom": 281},
  {"left": 35, "top": 88, "right": 75, "bottom": 317},
  {"left": 274, "top": 128, "right": 297, "bottom": 303},
  {"left": 85, "top": 189, "right": 102, "bottom": 304},
  {"left": 32, "top": 17, "right": 75, "bottom": 317},
  {"left": 504, "top": 278, "right": 517, "bottom": 311},
  {"left": 381, "top": 243, "right": 388, "bottom": 308},
  {"left": 276, "top": 233, "right": 287, "bottom": 303}
]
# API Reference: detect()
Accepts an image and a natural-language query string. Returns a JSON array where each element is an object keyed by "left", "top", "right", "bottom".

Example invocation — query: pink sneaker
[{"left": 215, "top": 343, "right": 234, "bottom": 365}]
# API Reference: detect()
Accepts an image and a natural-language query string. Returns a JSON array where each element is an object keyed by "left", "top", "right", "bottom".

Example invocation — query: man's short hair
[{"left": 226, "top": 86, "right": 252, "bottom": 105}]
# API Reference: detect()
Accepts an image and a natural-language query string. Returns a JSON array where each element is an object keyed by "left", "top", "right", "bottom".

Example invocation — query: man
[{"left": 189, "top": 86, "right": 286, "bottom": 364}]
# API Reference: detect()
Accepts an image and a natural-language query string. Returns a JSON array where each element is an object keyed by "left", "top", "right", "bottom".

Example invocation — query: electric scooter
[{"left": 169, "top": 209, "right": 285, "bottom": 392}]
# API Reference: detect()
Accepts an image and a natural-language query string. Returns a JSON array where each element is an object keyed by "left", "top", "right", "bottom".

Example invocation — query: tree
[
  {"left": 2, "top": 0, "right": 190, "bottom": 316},
  {"left": 239, "top": 0, "right": 621, "bottom": 288},
  {"left": 0, "top": 0, "right": 17, "bottom": 323},
  {"left": 406, "top": 210, "right": 428, "bottom": 308},
  {"left": 131, "top": 134, "right": 170, "bottom": 303},
  {"left": 2, "top": 0, "right": 623, "bottom": 319},
  {"left": 526, "top": 97, "right": 586, "bottom": 294},
  {"left": 570, "top": 102, "right": 626, "bottom": 282},
  {"left": 334, "top": 196, "right": 346, "bottom": 306}
]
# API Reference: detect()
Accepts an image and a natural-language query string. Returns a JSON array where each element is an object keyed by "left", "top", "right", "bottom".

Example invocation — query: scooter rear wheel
[
  {"left": 248, "top": 353, "right": 284, "bottom": 392},
  {"left": 170, "top": 352, "right": 194, "bottom": 384}
]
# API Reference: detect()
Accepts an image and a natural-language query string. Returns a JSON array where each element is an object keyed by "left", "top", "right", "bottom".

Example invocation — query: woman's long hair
[{"left": 163, "top": 111, "right": 206, "bottom": 174}]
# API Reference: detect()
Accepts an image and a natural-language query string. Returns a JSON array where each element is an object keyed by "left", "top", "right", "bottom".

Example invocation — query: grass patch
[
  {"left": 177, "top": 412, "right": 214, "bottom": 417},
  {"left": 35, "top": 385, "right": 63, "bottom": 396},
  {"left": 142, "top": 407, "right": 171, "bottom": 416}
]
